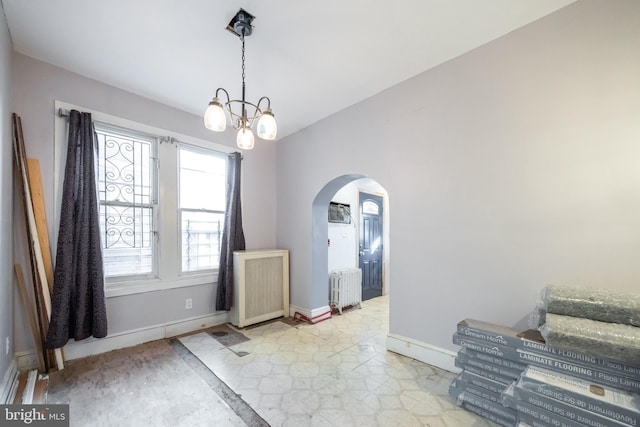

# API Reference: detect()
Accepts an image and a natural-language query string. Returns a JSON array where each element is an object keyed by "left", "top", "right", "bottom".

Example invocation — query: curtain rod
[{"left": 57, "top": 107, "right": 241, "bottom": 156}]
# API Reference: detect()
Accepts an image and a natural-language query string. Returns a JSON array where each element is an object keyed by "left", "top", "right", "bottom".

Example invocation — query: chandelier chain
[{"left": 241, "top": 34, "right": 246, "bottom": 89}]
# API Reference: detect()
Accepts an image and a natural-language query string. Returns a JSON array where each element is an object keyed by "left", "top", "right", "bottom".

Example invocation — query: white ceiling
[{"left": 3, "top": 0, "right": 576, "bottom": 140}]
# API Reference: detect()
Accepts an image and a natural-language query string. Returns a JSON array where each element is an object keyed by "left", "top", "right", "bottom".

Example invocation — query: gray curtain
[
  {"left": 216, "top": 152, "right": 245, "bottom": 311},
  {"left": 45, "top": 110, "right": 107, "bottom": 348}
]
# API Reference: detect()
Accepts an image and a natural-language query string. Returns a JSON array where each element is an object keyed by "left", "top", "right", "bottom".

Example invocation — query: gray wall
[
  {"left": 11, "top": 54, "right": 277, "bottom": 353},
  {"left": 276, "top": 0, "right": 640, "bottom": 351},
  {"left": 0, "top": 2, "right": 14, "bottom": 379}
]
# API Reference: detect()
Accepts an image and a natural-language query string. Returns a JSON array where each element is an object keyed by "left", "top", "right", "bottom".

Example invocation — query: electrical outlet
[
  {"left": 185, "top": 298, "right": 193, "bottom": 309},
  {"left": 5, "top": 336, "right": 9, "bottom": 355}
]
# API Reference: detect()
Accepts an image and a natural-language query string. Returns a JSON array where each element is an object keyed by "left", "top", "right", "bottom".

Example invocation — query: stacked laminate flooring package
[{"left": 449, "top": 285, "right": 640, "bottom": 427}]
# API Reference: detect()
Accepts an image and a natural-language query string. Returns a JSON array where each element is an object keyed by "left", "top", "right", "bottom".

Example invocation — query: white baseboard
[
  {"left": 309, "top": 305, "right": 331, "bottom": 323},
  {"left": 163, "top": 312, "right": 228, "bottom": 337},
  {"left": 289, "top": 304, "right": 332, "bottom": 323},
  {"left": 64, "top": 311, "right": 229, "bottom": 361},
  {"left": 17, "top": 312, "right": 229, "bottom": 370},
  {"left": 289, "top": 304, "right": 307, "bottom": 318},
  {"left": 386, "top": 333, "right": 459, "bottom": 373},
  {"left": 1, "top": 359, "right": 19, "bottom": 404}
]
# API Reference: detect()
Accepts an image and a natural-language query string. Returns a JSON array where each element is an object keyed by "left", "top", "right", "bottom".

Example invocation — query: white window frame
[
  {"left": 177, "top": 142, "right": 228, "bottom": 274},
  {"left": 94, "top": 121, "right": 159, "bottom": 281},
  {"left": 54, "top": 100, "right": 234, "bottom": 298}
]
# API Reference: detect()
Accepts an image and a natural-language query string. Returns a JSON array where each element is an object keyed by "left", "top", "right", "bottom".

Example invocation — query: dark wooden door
[{"left": 359, "top": 192, "right": 383, "bottom": 301}]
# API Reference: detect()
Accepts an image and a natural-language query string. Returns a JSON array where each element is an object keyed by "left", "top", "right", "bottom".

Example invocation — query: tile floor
[
  {"left": 47, "top": 295, "right": 495, "bottom": 426},
  {"left": 179, "top": 295, "right": 495, "bottom": 427}
]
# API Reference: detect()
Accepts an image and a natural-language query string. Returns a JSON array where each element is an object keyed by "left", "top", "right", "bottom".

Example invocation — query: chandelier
[{"left": 204, "top": 9, "right": 277, "bottom": 150}]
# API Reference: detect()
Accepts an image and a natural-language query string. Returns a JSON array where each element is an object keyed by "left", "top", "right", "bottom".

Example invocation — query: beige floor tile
[{"left": 178, "top": 295, "right": 497, "bottom": 426}]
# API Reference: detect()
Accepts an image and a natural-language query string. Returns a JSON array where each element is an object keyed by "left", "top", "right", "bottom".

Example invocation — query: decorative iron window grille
[{"left": 95, "top": 125, "right": 156, "bottom": 278}]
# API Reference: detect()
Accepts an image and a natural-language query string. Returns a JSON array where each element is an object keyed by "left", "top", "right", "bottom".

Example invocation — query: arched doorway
[{"left": 311, "top": 175, "right": 389, "bottom": 317}]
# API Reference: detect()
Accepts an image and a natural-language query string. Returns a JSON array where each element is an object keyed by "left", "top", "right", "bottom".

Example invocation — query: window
[
  {"left": 362, "top": 200, "right": 380, "bottom": 215},
  {"left": 75, "top": 110, "right": 231, "bottom": 296},
  {"left": 179, "top": 146, "right": 226, "bottom": 272},
  {"left": 96, "top": 124, "right": 157, "bottom": 279}
]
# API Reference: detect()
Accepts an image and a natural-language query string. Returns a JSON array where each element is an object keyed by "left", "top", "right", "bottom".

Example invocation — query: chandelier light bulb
[
  {"left": 204, "top": 98, "right": 226, "bottom": 132},
  {"left": 257, "top": 108, "right": 277, "bottom": 140},
  {"left": 236, "top": 126, "right": 255, "bottom": 150}
]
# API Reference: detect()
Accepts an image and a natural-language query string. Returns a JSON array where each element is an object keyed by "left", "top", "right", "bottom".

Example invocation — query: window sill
[{"left": 105, "top": 272, "right": 218, "bottom": 298}]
